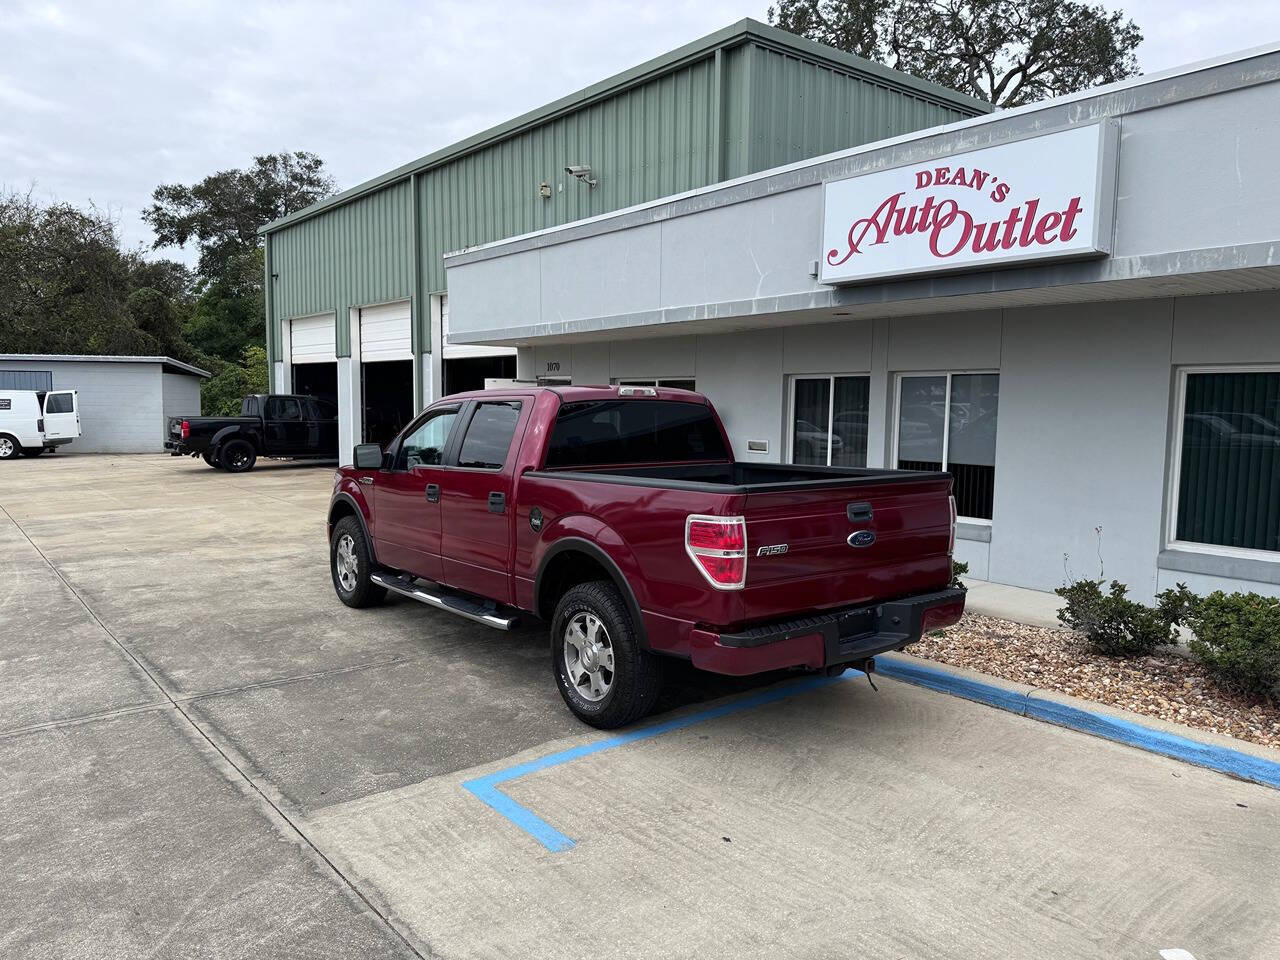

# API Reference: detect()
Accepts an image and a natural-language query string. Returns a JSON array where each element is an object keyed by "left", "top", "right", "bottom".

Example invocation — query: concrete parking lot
[{"left": 2, "top": 454, "right": 1278, "bottom": 959}]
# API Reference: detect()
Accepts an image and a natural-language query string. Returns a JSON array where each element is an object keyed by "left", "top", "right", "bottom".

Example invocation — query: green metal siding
[
  {"left": 270, "top": 179, "right": 413, "bottom": 357},
  {"left": 264, "top": 28, "right": 988, "bottom": 360},
  {"left": 734, "top": 43, "right": 979, "bottom": 175},
  {"left": 418, "top": 54, "right": 719, "bottom": 295}
]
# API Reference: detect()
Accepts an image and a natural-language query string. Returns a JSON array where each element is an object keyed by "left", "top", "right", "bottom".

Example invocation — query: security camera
[{"left": 564, "top": 164, "right": 598, "bottom": 188}]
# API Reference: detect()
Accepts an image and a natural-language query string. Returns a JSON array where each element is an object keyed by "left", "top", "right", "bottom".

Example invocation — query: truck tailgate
[{"left": 740, "top": 474, "right": 954, "bottom": 622}]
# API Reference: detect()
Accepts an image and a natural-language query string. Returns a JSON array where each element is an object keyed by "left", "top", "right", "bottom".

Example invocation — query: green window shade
[{"left": 1176, "top": 371, "right": 1280, "bottom": 552}]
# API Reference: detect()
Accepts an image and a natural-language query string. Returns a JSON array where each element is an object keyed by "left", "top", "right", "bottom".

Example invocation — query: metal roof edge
[
  {"left": 0, "top": 354, "right": 212, "bottom": 378},
  {"left": 442, "top": 38, "right": 1280, "bottom": 264},
  {"left": 259, "top": 18, "right": 989, "bottom": 236}
]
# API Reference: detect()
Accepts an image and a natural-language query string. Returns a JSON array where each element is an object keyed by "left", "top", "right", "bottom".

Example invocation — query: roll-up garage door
[
  {"left": 360, "top": 301, "right": 412, "bottom": 362},
  {"left": 290, "top": 313, "right": 337, "bottom": 363}
]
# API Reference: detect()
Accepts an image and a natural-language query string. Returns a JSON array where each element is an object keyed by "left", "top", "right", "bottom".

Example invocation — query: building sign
[{"left": 820, "top": 122, "right": 1117, "bottom": 285}]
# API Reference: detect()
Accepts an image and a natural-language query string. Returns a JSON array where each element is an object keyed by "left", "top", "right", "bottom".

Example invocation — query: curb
[{"left": 875, "top": 656, "right": 1280, "bottom": 791}]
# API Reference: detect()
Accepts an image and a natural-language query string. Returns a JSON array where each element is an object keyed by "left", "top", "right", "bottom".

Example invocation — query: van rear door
[{"left": 43, "top": 391, "right": 80, "bottom": 440}]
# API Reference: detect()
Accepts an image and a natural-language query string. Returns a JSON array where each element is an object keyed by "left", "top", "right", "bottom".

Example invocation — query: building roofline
[
  {"left": 258, "top": 18, "right": 990, "bottom": 236},
  {"left": 0, "top": 354, "right": 212, "bottom": 378},
  {"left": 442, "top": 37, "right": 1280, "bottom": 265}
]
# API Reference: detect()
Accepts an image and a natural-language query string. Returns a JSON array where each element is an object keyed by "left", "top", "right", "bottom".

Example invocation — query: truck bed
[{"left": 530, "top": 461, "right": 936, "bottom": 491}]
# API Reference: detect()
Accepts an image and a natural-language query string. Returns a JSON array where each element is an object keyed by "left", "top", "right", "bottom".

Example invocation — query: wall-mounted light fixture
[
  {"left": 564, "top": 164, "right": 598, "bottom": 188},
  {"left": 539, "top": 180, "right": 551, "bottom": 199}
]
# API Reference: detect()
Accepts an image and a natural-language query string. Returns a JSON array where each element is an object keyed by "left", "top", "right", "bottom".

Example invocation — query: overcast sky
[{"left": 3, "top": 0, "right": 1278, "bottom": 264}]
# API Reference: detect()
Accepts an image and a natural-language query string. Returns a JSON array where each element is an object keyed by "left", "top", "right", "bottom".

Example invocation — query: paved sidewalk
[{"left": 961, "top": 577, "right": 1062, "bottom": 627}]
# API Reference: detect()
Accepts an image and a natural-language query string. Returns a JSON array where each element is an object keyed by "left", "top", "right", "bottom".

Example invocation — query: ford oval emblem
[{"left": 848, "top": 529, "right": 876, "bottom": 548}]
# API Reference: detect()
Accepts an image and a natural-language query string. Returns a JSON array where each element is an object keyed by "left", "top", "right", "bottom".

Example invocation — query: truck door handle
[
  {"left": 488, "top": 492, "right": 506, "bottom": 514},
  {"left": 425, "top": 483, "right": 440, "bottom": 502},
  {"left": 847, "top": 502, "right": 873, "bottom": 522}
]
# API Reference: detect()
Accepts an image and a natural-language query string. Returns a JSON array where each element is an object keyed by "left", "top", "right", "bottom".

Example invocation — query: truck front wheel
[
  {"left": 551, "top": 581, "right": 661, "bottom": 729},
  {"left": 330, "top": 516, "right": 386, "bottom": 608}
]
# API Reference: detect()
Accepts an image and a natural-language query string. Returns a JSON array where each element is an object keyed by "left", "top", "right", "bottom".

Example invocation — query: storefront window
[
  {"left": 1174, "top": 369, "right": 1280, "bottom": 553},
  {"left": 790, "top": 375, "right": 870, "bottom": 467},
  {"left": 896, "top": 372, "right": 999, "bottom": 520}
]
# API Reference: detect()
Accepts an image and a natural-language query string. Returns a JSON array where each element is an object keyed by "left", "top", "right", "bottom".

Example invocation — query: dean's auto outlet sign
[{"left": 820, "top": 122, "right": 1118, "bottom": 285}]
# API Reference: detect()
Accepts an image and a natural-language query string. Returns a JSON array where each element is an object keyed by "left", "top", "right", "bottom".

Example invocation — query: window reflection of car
[
  {"left": 832, "top": 412, "right": 868, "bottom": 447},
  {"left": 1184, "top": 412, "right": 1280, "bottom": 448},
  {"left": 794, "top": 419, "right": 842, "bottom": 459}
]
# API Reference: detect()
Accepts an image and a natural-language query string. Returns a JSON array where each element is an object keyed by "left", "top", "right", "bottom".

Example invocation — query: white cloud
[{"left": 1, "top": 0, "right": 1276, "bottom": 263}]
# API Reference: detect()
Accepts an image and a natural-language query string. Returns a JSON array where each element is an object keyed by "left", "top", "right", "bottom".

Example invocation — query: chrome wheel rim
[
  {"left": 335, "top": 534, "right": 358, "bottom": 592},
  {"left": 563, "top": 611, "right": 614, "bottom": 702},
  {"left": 0, "top": 438, "right": 12, "bottom": 458}
]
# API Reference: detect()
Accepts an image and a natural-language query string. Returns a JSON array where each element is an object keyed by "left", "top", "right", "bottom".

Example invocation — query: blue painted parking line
[
  {"left": 876, "top": 658, "right": 1280, "bottom": 791},
  {"left": 461, "top": 673, "right": 852, "bottom": 853}
]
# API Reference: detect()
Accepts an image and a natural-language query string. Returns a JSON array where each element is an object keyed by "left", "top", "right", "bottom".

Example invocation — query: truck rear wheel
[
  {"left": 551, "top": 581, "right": 661, "bottom": 729},
  {"left": 330, "top": 515, "right": 385, "bottom": 608},
  {"left": 0, "top": 436, "right": 18, "bottom": 461},
  {"left": 220, "top": 439, "right": 256, "bottom": 473}
]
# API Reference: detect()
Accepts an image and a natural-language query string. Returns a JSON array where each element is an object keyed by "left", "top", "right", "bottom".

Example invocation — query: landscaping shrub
[
  {"left": 951, "top": 560, "right": 969, "bottom": 589},
  {"left": 1177, "top": 591, "right": 1280, "bottom": 702},
  {"left": 1054, "top": 579, "right": 1177, "bottom": 657}
]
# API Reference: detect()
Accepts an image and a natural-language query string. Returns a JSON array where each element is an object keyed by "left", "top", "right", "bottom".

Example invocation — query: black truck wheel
[
  {"left": 330, "top": 516, "right": 385, "bottom": 608},
  {"left": 551, "top": 581, "right": 662, "bottom": 729},
  {"left": 220, "top": 439, "right": 256, "bottom": 473}
]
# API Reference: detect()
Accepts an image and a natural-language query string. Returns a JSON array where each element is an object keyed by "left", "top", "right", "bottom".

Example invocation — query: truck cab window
[
  {"left": 457, "top": 402, "right": 522, "bottom": 469},
  {"left": 546, "top": 400, "right": 729, "bottom": 467},
  {"left": 268, "top": 397, "right": 302, "bottom": 420},
  {"left": 397, "top": 409, "right": 459, "bottom": 469}
]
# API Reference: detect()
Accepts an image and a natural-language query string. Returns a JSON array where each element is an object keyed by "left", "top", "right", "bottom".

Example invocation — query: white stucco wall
[
  {"left": 0, "top": 360, "right": 205, "bottom": 453},
  {"left": 515, "top": 290, "right": 1280, "bottom": 600}
]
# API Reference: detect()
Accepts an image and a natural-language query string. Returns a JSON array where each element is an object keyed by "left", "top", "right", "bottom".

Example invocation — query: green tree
[
  {"left": 768, "top": 0, "right": 1142, "bottom": 107},
  {"left": 143, "top": 152, "right": 336, "bottom": 380},
  {"left": 143, "top": 151, "right": 335, "bottom": 289},
  {"left": 0, "top": 190, "right": 194, "bottom": 358}
]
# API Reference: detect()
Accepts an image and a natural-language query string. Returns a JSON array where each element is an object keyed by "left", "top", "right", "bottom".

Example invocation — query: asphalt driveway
[{"left": 2, "top": 453, "right": 1277, "bottom": 959}]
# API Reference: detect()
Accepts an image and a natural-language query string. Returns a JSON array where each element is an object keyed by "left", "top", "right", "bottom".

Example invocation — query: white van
[{"left": 0, "top": 389, "right": 81, "bottom": 460}]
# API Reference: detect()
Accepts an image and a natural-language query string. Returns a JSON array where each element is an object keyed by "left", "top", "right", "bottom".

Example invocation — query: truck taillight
[
  {"left": 37, "top": 418, "right": 44, "bottom": 433},
  {"left": 685, "top": 515, "right": 747, "bottom": 590},
  {"left": 181, "top": 420, "right": 190, "bottom": 439},
  {"left": 948, "top": 495, "right": 957, "bottom": 556}
]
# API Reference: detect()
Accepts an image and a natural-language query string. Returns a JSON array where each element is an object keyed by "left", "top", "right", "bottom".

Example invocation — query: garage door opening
[
  {"left": 292, "top": 362, "right": 337, "bottom": 405},
  {"left": 362, "top": 360, "right": 414, "bottom": 447},
  {"left": 444, "top": 355, "right": 517, "bottom": 395}
]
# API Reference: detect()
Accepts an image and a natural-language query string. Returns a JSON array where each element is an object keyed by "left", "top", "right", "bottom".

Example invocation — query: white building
[
  {"left": 443, "top": 43, "right": 1280, "bottom": 602},
  {"left": 0, "top": 355, "right": 209, "bottom": 453}
]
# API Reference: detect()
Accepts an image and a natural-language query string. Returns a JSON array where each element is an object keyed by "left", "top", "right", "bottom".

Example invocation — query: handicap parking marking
[
  {"left": 1159, "top": 950, "right": 1198, "bottom": 960},
  {"left": 461, "top": 672, "right": 852, "bottom": 852}
]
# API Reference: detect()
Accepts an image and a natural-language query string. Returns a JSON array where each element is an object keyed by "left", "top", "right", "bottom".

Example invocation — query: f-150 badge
[{"left": 756, "top": 544, "right": 788, "bottom": 557}]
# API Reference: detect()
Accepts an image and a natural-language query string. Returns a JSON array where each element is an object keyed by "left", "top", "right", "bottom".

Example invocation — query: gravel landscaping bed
[{"left": 913, "top": 613, "right": 1280, "bottom": 750}]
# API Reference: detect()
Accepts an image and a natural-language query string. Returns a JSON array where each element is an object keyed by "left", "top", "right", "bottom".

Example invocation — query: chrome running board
[{"left": 370, "top": 571, "right": 520, "bottom": 631}]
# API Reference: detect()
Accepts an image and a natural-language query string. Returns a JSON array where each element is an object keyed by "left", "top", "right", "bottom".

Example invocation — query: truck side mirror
[{"left": 353, "top": 443, "right": 383, "bottom": 470}]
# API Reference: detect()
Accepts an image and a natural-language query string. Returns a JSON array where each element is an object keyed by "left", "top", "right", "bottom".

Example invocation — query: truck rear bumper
[{"left": 687, "top": 587, "right": 966, "bottom": 676}]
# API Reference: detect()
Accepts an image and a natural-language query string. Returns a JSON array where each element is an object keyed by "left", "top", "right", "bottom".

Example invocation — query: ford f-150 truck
[
  {"left": 327, "top": 385, "right": 964, "bottom": 728},
  {"left": 166, "top": 394, "right": 338, "bottom": 472}
]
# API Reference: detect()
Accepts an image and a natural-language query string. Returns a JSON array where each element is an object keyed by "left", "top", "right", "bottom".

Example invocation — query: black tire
[
  {"left": 0, "top": 435, "right": 19, "bottom": 461},
  {"left": 220, "top": 439, "right": 256, "bottom": 473},
  {"left": 20, "top": 447, "right": 44, "bottom": 458},
  {"left": 202, "top": 450, "right": 222, "bottom": 469},
  {"left": 330, "top": 515, "right": 385, "bottom": 608},
  {"left": 551, "top": 581, "right": 662, "bottom": 729}
]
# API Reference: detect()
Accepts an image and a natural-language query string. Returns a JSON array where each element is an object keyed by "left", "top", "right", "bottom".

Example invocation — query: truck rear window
[{"left": 546, "top": 400, "right": 729, "bottom": 467}]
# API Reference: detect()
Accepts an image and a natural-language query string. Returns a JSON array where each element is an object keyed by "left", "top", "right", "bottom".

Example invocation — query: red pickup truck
[{"left": 327, "top": 385, "right": 964, "bottom": 728}]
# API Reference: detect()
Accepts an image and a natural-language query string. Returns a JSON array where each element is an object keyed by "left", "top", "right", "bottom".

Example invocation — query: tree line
[{"left": 0, "top": 152, "right": 335, "bottom": 414}]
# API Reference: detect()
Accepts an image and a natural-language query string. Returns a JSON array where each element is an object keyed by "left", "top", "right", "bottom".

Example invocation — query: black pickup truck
[{"left": 165, "top": 394, "right": 339, "bottom": 472}]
